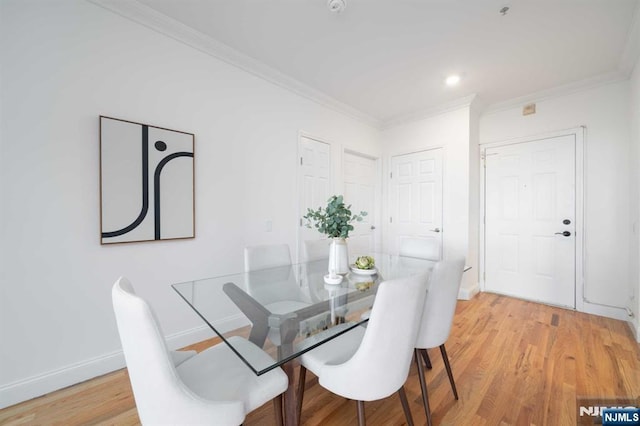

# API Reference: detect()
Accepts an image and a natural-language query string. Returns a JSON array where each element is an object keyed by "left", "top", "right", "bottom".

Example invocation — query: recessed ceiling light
[{"left": 445, "top": 75, "right": 461, "bottom": 86}]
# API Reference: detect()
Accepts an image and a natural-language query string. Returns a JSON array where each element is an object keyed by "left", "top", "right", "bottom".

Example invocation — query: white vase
[{"left": 328, "top": 238, "right": 349, "bottom": 275}]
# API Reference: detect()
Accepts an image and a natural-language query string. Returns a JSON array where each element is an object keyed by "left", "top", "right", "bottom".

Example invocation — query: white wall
[
  {"left": 480, "top": 81, "right": 631, "bottom": 318},
  {"left": 629, "top": 56, "right": 640, "bottom": 338},
  {"left": 0, "top": 0, "right": 380, "bottom": 407},
  {"left": 381, "top": 107, "right": 477, "bottom": 295}
]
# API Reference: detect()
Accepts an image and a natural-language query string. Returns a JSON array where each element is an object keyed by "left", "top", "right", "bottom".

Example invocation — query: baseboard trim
[
  {"left": 0, "top": 348, "right": 126, "bottom": 410},
  {"left": 458, "top": 282, "right": 480, "bottom": 301},
  {"left": 579, "top": 301, "right": 629, "bottom": 322},
  {"left": 0, "top": 314, "right": 250, "bottom": 409}
]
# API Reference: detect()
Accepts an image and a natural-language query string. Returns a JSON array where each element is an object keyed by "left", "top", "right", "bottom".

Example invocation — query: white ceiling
[{"left": 133, "top": 0, "right": 639, "bottom": 124}]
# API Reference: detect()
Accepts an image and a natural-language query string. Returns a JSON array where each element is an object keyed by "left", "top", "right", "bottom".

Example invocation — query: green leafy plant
[{"left": 303, "top": 195, "right": 367, "bottom": 239}]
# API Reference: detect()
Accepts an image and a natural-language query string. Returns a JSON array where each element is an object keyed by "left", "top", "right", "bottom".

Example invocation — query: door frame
[
  {"left": 387, "top": 145, "right": 445, "bottom": 255},
  {"left": 342, "top": 148, "right": 382, "bottom": 252},
  {"left": 479, "top": 127, "right": 585, "bottom": 311}
]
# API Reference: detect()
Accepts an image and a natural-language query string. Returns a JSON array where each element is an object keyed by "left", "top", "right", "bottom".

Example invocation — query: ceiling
[{"left": 133, "top": 0, "right": 639, "bottom": 124}]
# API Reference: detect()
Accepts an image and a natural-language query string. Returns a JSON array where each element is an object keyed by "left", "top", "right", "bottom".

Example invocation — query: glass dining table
[{"left": 172, "top": 253, "right": 439, "bottom": 426}]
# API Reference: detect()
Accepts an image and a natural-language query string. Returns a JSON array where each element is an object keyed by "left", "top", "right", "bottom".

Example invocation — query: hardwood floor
[{"left": 2, "top": 292, "right": 639, "bottom": 425}]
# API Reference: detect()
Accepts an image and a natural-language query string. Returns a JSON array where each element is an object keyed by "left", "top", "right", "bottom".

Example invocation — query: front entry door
[{"left": 484, "top": 134, "right": 576, "bottom": 308}]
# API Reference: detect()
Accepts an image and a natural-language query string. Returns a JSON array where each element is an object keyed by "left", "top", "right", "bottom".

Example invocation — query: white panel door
[
  {"left": 298, "top": 136, "right": 331, "bottom": 261},
  {"left": 484, "top": 134, "right": 576, "bottom": 308},
  {"left": 389, "top": 149, "right": 443, "bottom": 255},
  {"left": 343, "top": 151, "right": 378, "bottom": 256}
]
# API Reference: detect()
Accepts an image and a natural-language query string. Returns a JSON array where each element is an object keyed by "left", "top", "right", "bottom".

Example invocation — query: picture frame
[{"left": 99, "top": 116, "right": 195, "bottom": 244}]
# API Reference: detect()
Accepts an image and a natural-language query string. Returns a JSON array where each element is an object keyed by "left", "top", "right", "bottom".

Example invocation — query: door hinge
[
  {"left": 300, "top": 218, "right": 303, "bottom": 226},
  {"left": 483, "top": 272, "right": 486, "bottom": 281},
  {"left": 390, "top": 172, "right": 393, "bottom": 179},
  {"left": 390, "top": 217, "right": 393, "bottom": 223},
  {"left": 300, "top": 157, "right": 303, "bottom": 165}
]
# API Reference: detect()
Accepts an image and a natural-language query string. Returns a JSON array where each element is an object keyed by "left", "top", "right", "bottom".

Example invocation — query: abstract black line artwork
[{"left": 100, "top": 116, "right": 195, "bottom": 244}]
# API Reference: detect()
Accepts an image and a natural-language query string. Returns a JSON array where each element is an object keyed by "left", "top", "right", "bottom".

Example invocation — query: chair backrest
[
  {"left": 399, "top": 237, "right": 440, "bottom": 261},
  {"left": 245, "top": 265, "right": 302, "bottom": 306},
  {"left": 318, "top": 273, "right": 429, "bottom": 401},
  {"left": 244, "top": 245, "right": 311, "bottom": 308},
  {"left": 244, "top": 244, "right": 292, "bottom": 271},
  {"left": 112, "top": 277, "right": 244, "bottom": 425},
  {"left": 415, "top": 257, "right": 465, "bottom": 349},
  {"left": 303, "top": 239, "right": 330, "bottom": 261}
]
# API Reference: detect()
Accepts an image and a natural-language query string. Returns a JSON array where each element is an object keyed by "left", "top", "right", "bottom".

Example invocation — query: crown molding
[
  {"left": 619, "top": 1, "right": 640, "bottom": 76},
  {"left": 87, "top": 0, "right": 638, "bottom": 130},
  {"left": 482, "top": 70, "right": 628, "bottom": 115},
  {"left": 87, "top": 0, "right": 381, "bottom": 128},
  {"left": 381, "top": 94, "right": 478, "bottom": 130}
]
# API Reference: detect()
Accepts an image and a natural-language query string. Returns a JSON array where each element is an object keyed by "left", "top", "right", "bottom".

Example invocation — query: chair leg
[
  {"left": 414, "top": 349, "right": 433, "bottom": 426},
  {"left": 356, "top": 400, "right": 366, "bottom": 426},
  {"left": 440, "top": 344, "right": 458, "bottom": 400},
  {"left": 297, "top": 365, "right": 307, "bottom": 422},
  {"left": 397, "top": 386, "right": 414, "bottom": 426},
  {"left": 273, "top": 394, "right": 284, "bottom": 426},
  {"left": 420, "top": 348, "right": 432, "bottom": 369}
]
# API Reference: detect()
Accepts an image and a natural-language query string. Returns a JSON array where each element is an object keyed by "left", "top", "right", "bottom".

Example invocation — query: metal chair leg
[
  {"left": 414, "top": 348, "right": 433, "bottom": 426},
  {"left": 421, "top": 348, "right": 432, "bottom": 369},
  {"left": 397, "top": 386, "right": 414, "bottom": 426},
  {"left": 297, "top": 365, "right": 307, "bottom": 422},
  {"left": 440, "top": 344, "right": 458, "bottom": 400},
  {"left": 356, "top": 400, "right": 366, "bottom": 426},
  {"left": 273, "top": 394, "right": 284, "bottom": 426}
]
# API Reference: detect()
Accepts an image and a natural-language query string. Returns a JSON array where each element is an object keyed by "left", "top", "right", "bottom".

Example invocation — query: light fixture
[
  {"left": 445, "top": 75, "right": 461, "bottom": 86},
  {"left": 328, "top": 0, "right": 346, "bottom": 13}
]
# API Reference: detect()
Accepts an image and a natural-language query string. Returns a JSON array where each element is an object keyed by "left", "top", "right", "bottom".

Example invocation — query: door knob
[
  {"left": 555, "top": 231, "right": 571, "bottom": 237},
  {"left": 430, "top": 228, "right": 441, "bottom": 233},
  {"left": 370, "top": 225, "right": 376, "bottom": 230}
]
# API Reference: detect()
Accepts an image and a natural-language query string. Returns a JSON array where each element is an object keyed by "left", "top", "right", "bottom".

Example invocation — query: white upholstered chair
[
  {"left": 244, "top": 243, "right": 292, "bottom": 271},
  {"left": 296, "top": 273, "right": 430, "bottom": 426},
  {"left": 413, "top": 258, "right": 465, "bottom": 426},
  {"left": 236, "top": 244, "right": 311, "bottom": 347},
  {"left": 112, "top": 277, "right": 288, "bottom": 426},
  {"left": 399, "top": 237, "right": 441, "bottom": 261},
  {"left": 244, "top": 244, "right": 310, "bottom": 313},
  {"left": 303, "top": 238, "right": 330, "bottom": 261}
]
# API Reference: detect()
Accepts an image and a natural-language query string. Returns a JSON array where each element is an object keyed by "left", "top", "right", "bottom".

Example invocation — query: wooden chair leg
[
  {"left": 421, "top": 348, "right": 432, "bottom": 369},
  {"left": 273, "top": 394, "right": 284, "bottom": 426},
  {"left": 297, "top": 365, "right": 307, "bottom": 422},
  {"left": 397, "top": 386, "right": 414, "bottom": 426},
  {"left": 440, "top": 344, "right": 458, "bottom": 400},
  {"left": 356, "top": 400, "right": 366, "bottom": 426},
  {"left": 414, "top": 348, "right": 433, "bottom": 426}
]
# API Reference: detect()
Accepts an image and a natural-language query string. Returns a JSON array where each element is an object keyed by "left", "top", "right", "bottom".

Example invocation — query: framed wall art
[{"left": 99, "top": 116, "right": 195, "bottom": 244}]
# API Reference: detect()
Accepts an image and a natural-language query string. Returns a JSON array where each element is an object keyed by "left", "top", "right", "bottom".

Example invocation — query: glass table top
[{"left": 172, "top": 253, "right": 438, "bottom": 375}]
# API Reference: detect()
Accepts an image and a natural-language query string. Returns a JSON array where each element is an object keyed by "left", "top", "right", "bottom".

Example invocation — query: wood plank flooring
[{"left": 2, "top": 292, "right": 639, "bottom": 425}]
